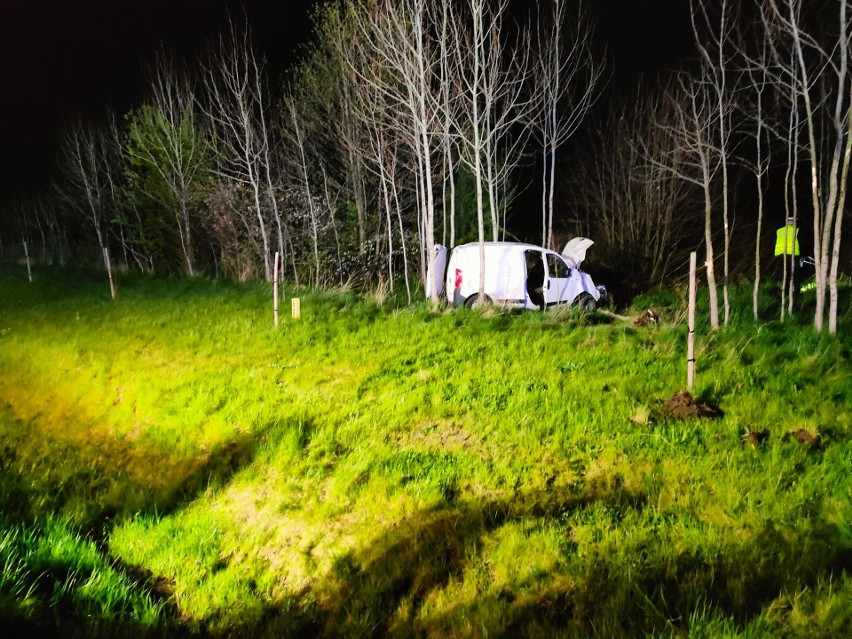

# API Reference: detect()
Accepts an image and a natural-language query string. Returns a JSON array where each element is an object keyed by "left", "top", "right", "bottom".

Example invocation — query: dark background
[{"left": 0, "top": 0, "right": 694, "bottom": 204}]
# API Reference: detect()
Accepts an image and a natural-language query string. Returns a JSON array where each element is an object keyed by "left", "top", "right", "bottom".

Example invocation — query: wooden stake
[
  {"left": 273, "top": 251, "right": 280, "bottom": 327},
  {"left": 103, "top": 246, "right": 116, "bottom": 300},
  {"left": 23, "top": 240, "right": 32, "bottom": 283},
  {"left": 291, "top": 297, "right": 301, "bottom": 319},
  {"left": 688, "top": 251, "right": 697, "bottom": 391}
]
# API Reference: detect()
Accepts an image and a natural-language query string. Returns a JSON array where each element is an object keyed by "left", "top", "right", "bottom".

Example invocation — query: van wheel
[
  {"left": 576, "top": 293, "right": 597, "bottom": 311},
  {"left": 464, "top": 294, "right": 492, "bottom": 308}
]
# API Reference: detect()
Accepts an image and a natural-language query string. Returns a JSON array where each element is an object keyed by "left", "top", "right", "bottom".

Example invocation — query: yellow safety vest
[{"left": 775, "top": 225, "right": 800, "bottom": 256}]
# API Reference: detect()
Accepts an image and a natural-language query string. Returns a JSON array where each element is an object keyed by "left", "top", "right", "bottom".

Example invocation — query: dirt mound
[
  {"left": 785, "top": 428, "right": 822, "bottom": 449},
  {"left": 663, "top": 391, "right": 723, "bottom": 420},
  {"left": 742, "top": 427, "right": 769, "bottom": 447},
  {"left": 633, "top": 308, "right": 660, "bottom": 327}
]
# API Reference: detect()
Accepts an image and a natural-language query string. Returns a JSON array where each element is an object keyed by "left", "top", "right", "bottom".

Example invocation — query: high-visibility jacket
[{"left": 775, "top": 224, "right": 800, "bottom": 256}]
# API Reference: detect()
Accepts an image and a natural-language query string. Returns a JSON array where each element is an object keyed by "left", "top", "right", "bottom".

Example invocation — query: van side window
[{"left": 546, "top": 254, "right": 570, "bottom": 278}]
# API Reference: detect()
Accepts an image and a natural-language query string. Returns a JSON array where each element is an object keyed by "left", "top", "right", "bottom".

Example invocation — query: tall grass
[
  {"left": 0, "top": 513, "right": 167, "bottom": 637},
  {"left": 0, "top": 265, "right": 849, "bottom": 637}
]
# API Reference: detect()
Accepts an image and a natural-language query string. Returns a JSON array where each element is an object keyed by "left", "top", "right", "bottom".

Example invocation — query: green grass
[
  {"left": 0, "top": 513, "right": 166, "bottom": 636},
  {"left": 0, "top": 265, "right": 850, "bottom": 637}
]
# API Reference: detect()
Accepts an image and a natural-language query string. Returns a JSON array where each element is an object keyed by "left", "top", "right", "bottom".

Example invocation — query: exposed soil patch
[
  {"left": 663, "top": 391, "right": 723, "bottom": 420},
  {"left": 407, "top": 421, "right": 477, "bottom": 452},
  {"left": 742, "top": 428, "right": 769, "bottom": 447},
  {"left": 785, "top": 428, "right": 822, "bottom": 449},
  {"left": 633, "top": 308, "right": 660, "bottom": 327}
]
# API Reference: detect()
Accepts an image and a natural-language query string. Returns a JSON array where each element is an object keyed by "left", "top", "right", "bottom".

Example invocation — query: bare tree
[
  {"left": 127, "top": 52, "right": 207, "bottom": 276},
  {"left": 691, "top": 0, "right": 736, "bottom": 324},
  {"left": 570, "top": 86, "right": 701, "bottom": 297},
  {"left": 11, "top": 191, "right": 70, "bottom": 267},
  {"left": 757, "top": 0, "right": 851, "bottom": 333},
  {"left": 58, "top": 117, "right": 121, "bottom": 282},
  {"left": 437, "top": 0, "right": 460, "bottom": 248},
  {"left": 346, "top": 49, "right": 415, "bottom": 299},
  {"left": 480, "top": 17, "right": 535, "bottom": 245},
  {"left": 202, "top": 21, "right": 276, "bottom": 281},
  {"left": 781, "top": 74, "right": 802, "bottom": 320},
  {"left": 448, "top": 0, "right": 536, "bottom": 299},
  {"left": 823, "top": 3, "right": 852, "bottom": 334},
  {"left": 739, "top": 35, "right": 773, "bottom": 321},
  {"left": 284, "top": 95, "right": 322, "bottom": 286},
  {"left": 646, "top": 73, "right": 724, "bottom": 328},
  {"left": 315, "top": 0, "right": 387, "bottom": 286},
  {"left": 528, "top": 0, "right": 605, "bottom": 250},
  {"left": 310, "top": 3, "right": 371, "bottom": 252},
  {"left": 346, "top": 0, "right": 442, "bottom": 299}
]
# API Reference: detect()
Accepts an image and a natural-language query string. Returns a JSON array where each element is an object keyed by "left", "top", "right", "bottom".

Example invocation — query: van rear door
[{"left": 428, "top": 244, "right": 448, "bottom": 299}]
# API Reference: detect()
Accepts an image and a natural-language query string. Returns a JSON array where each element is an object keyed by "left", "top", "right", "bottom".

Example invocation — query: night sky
[{"left": 0, "top": 0, "right": 693, "bottom": 203}]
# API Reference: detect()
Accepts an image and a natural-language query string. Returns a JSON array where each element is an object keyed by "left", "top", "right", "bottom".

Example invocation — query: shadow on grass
[
  {"left": 0, "top": 402, "right": 307, "bottom": 533},
  {"left": 3, "top": 457, "right": 850, "bottom": 638},
  {"left": 0, "top": 409, "right": 305, "bottom": 639},
  {"left": 217, "top": 482, "right": 851, "bottom": 639},
  {"left": 0, "top": 610, "right": 188, "bottom": 639},
  {"left": 3, "top": 386, "right": 850, "bottom": 637},
  {"left": 224, "top": 484, "right": 648, "bottom": 638}
]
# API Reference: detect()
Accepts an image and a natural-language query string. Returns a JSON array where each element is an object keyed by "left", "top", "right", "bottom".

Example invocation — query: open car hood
[{"left": 561, "top": 237, "right": 594, "bottom": 268}]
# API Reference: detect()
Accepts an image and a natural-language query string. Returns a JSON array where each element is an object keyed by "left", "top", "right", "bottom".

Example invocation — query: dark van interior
[{"left": 525, "top": 250, "right": 545, "bottom": 309}]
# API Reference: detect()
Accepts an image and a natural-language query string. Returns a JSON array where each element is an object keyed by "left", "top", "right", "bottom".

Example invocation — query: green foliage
[
  {"left": 0, "top": 267, "right": 850, "bottom": 637},
  {"left": 449, "top": 167, "right": 480, "bottom": 245},
  {"left": 0, "top": 514, "right": 167, "bottom": 637},
  {"left": 449, "top": 166, "right": 508, "bottom": 246},
  {"left": 121, "top": 104, "right": 212, "bottom": 274}
]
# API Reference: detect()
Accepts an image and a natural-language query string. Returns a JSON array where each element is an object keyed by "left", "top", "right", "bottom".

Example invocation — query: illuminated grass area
[{"left": 1, "top": 266, "right": 850, "bottom": 638}]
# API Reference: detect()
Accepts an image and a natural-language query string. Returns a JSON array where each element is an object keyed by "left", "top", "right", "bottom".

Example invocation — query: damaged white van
[{"left": 432, "top": 238, "right": 607, "bottom": 311}]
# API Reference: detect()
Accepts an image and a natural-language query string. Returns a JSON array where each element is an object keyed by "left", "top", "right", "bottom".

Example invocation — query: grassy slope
[{"left": 0, "top": 266, "right": 850, "bottom": 638}]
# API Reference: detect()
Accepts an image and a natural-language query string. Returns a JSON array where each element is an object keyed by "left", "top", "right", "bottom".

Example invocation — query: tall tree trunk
[
  {"left": 702, "top": 166, "right": 720, "bottom": 329},
  {"left": 829, "top": 98, "right": 852, "bottom": 333}
]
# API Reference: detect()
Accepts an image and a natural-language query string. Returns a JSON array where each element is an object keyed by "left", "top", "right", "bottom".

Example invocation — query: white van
[{"left": 432, "top": 238, "right": 607, "bottom": 310}]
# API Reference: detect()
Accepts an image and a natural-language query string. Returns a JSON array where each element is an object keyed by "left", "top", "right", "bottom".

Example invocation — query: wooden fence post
[{"left": 688, "top": 251, "right": 697, "bottom": 391}]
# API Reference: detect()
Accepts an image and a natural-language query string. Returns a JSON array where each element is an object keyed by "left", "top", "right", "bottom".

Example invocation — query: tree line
[{"left": 2, "top": 0, "right": 849, "bottom": 333}]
